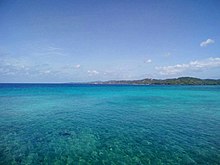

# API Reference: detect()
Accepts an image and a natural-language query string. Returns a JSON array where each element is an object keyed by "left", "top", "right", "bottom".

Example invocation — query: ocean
[{"left": 0, "top": 84, "right": 220, "bottom": 164}]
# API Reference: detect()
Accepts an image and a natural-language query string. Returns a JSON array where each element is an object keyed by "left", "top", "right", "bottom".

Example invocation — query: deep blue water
[{"left": 0, "top": 84, "right": 220, "bottom": 164}]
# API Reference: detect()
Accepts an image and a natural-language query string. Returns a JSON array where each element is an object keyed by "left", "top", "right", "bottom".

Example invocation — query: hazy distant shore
[{"left": 85, "top": 77, "right": 220, "bottom": 85}]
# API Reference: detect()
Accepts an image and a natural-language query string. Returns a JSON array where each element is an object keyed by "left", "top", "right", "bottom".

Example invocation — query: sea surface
[{"left": 0, "top": 84, "right": 220, "bottom": 165}]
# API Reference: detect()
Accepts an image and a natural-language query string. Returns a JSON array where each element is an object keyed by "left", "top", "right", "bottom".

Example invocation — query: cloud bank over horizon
[{"left": 157, "top": 57, "right": 220, "bottom": 76}]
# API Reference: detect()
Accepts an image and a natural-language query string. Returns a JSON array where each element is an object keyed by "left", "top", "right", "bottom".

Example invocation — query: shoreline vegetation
[{"left": 88, "top": 77, "right": 220, "bottom": 85}]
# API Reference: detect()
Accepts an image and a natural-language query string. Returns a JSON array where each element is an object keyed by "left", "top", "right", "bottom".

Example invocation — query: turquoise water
[{"left": 0, "top": 84, "right": 220, "bottom": 165}]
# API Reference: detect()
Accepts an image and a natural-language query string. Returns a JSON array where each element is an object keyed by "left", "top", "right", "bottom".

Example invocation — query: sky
[{"left": 0, "top": 0, "right": 220, "bottom": 82}]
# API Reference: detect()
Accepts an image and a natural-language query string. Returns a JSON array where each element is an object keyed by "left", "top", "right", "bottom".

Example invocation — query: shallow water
[{"left": 0, "top": 84, "right": 220, "bottom": 164}]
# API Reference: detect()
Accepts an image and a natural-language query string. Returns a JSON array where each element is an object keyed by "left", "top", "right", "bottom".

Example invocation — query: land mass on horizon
[{"left": 85, "top": 77, "right": 220, "bottom": 85}]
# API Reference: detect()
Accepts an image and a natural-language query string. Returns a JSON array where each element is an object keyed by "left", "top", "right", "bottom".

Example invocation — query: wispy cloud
[
  {"left": 47, "top": 46, "right": 63, "bottom": 51},
  {"left": 164, "top": 52, "right": 171, "bottom": 57},
  {"left": 156, "top": 57, "right": 220, "bottom": 75},
  {"left": 74, "top": 64, "right": 81, "bottom": 69},
  {"left": 61, "top": 64, "right": 81, "bottom": 70},
  {"left": 30, "top": 45, "right": 66, "bottom": 58},
  {"left": 88, "top": 70, "right": 99, "bottom": 76},
  {"left": 200, "top": 39, "right": 215, "bottom": 47},
  {"left": 144, "top": 59, "right": 152, "bottom": 63},
  {"left": 0, "top": 54, "right": 84, "bottom": 79},
  {"left": 0, "top": 58, "right": 57, "bottom": 77}
]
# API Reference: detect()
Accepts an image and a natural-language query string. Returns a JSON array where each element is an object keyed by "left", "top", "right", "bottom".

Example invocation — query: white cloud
[
  {"left": 157, "top": 57, "right": 220, "bottom": 75},
  {"left": 144, "top": 59, "right": 152, "bottom": 63},
  {"left": 88, "top": 70, "right": 99, "bottom": 76},
  {"left": 74, "top": 64, "right": 81, "bottom": 69},
  {"left": 200, "top": 39, "right": 215, "bottom": 47}
]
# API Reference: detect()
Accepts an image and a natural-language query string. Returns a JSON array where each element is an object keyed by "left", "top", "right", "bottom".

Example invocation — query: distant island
[{"left": 88, "top": 77, "right": 220, "bottom": 85}]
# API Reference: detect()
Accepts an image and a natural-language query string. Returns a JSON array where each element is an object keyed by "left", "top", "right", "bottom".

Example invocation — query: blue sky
[{"left": 0, "top": 0, "right": 220, "bottom": 82}]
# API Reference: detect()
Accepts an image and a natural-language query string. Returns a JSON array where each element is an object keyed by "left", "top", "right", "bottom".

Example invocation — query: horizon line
[{"left": 0, "top": 76, "right": 220, "bottom": 84}]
